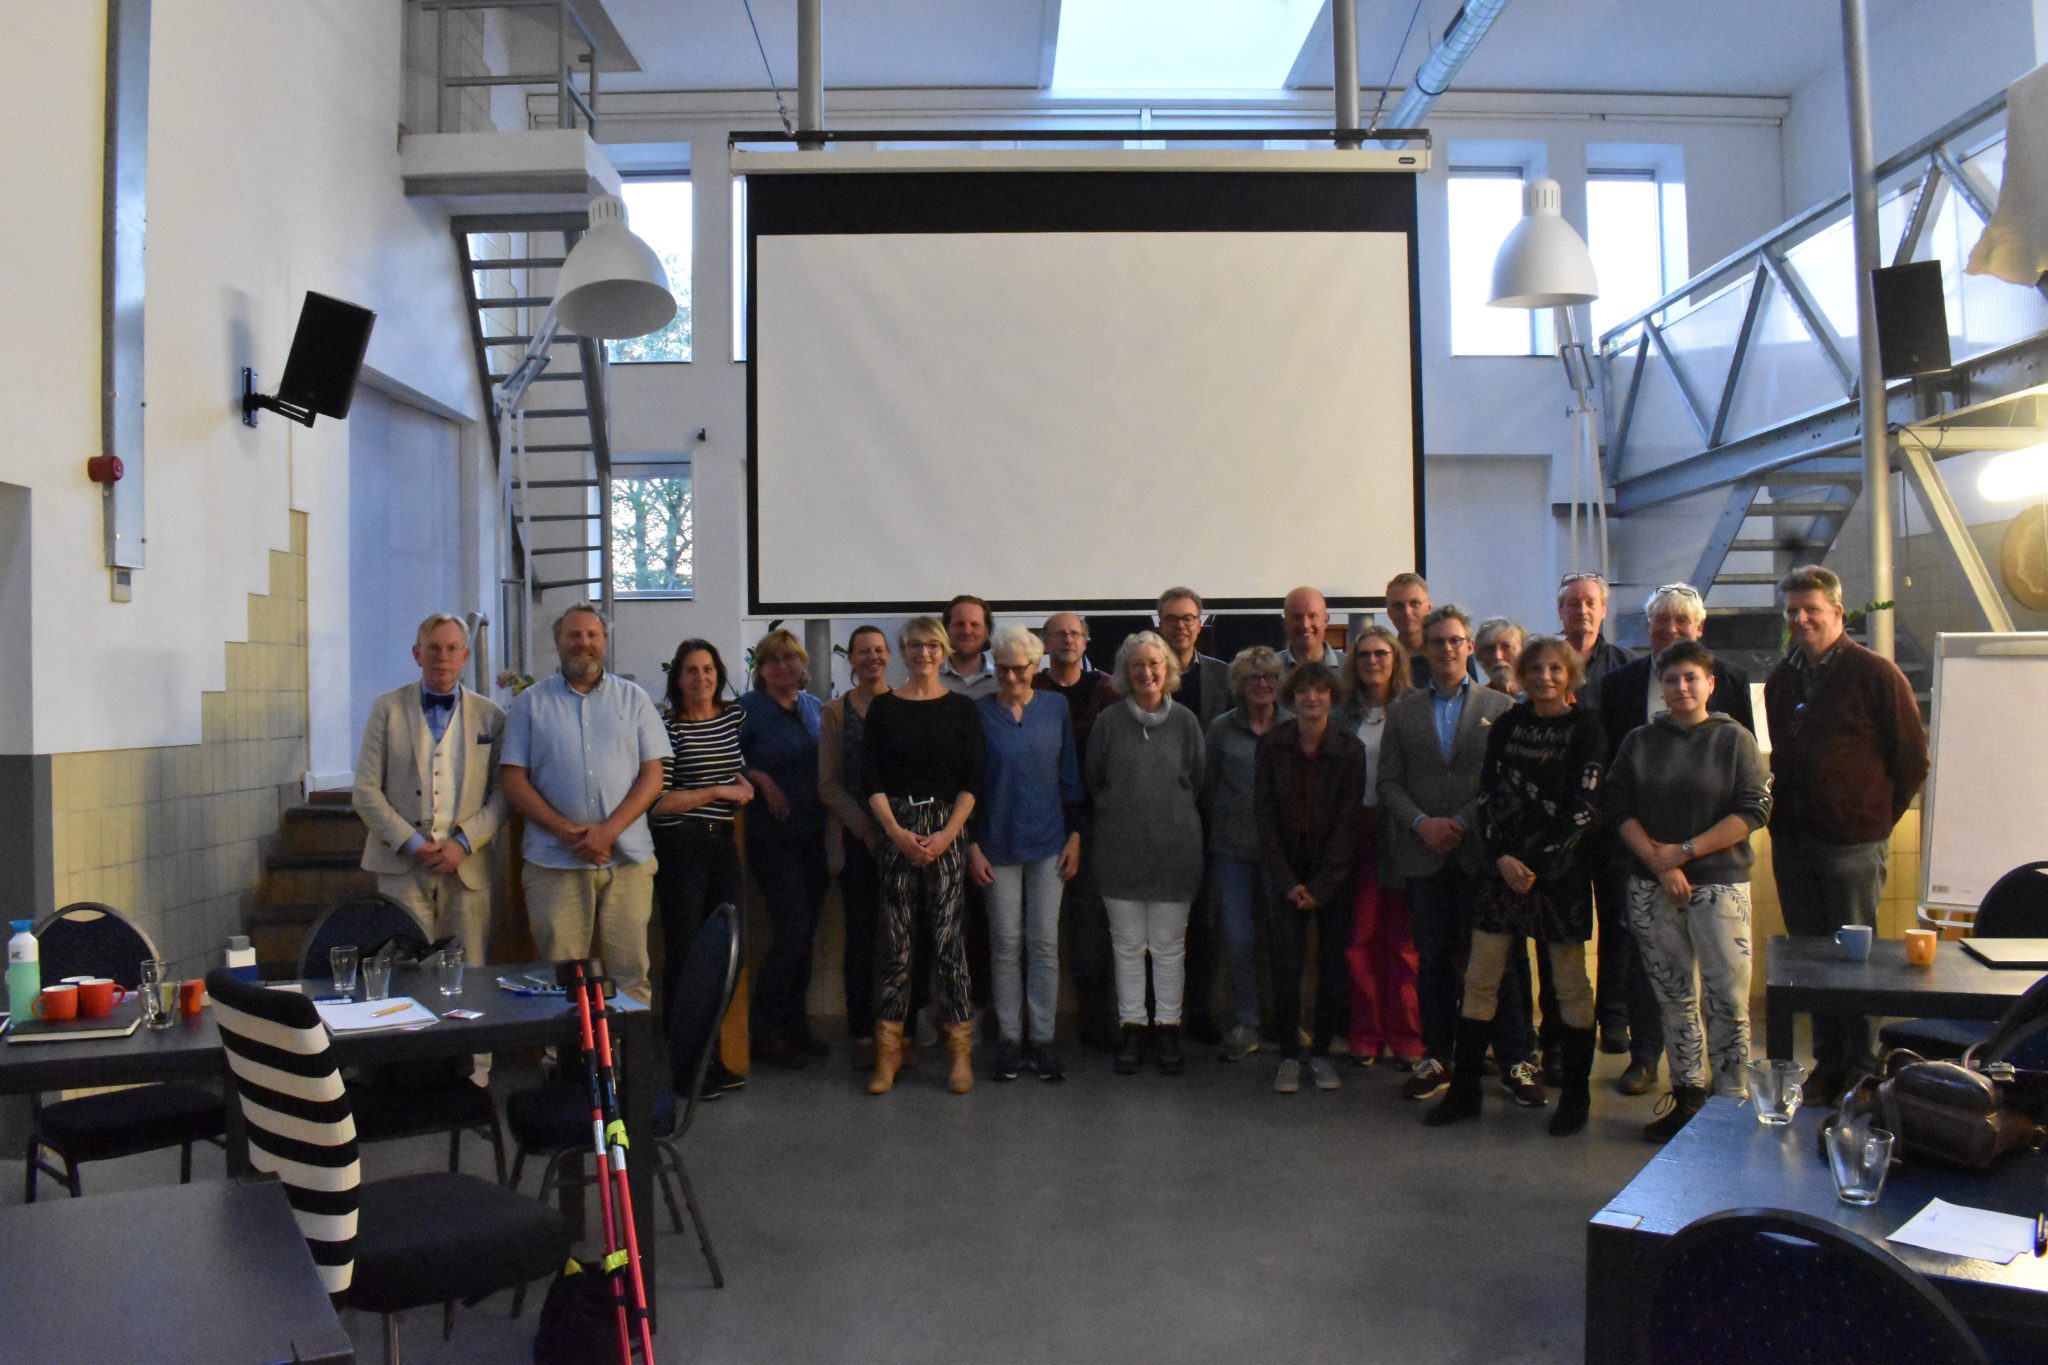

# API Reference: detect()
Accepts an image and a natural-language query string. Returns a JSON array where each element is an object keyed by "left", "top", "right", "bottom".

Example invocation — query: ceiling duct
[{"left": 1377, "top": 0, "right": 1512, "bottom": 140}]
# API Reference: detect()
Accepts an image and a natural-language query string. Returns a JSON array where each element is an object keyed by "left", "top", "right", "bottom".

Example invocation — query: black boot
[
  {"left": 1155, "top": 1024, "right": 1185, "bottom": 1075},
  {"left": 1113, "top": 1024, "right": 1148, "bottom": 1075},
  {"left": 1548, "top": 1026, "right": 1597, "bottom": 1136},
  {"left": 1642, "top": 1084, "right": 1707, "bottom": 1142},
  {"left": 1424, "top": 1017, "right": 1491, "bottom": 1127}
]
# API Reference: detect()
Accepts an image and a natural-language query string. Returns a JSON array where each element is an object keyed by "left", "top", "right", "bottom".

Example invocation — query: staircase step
[
  {"left": 475, "top": 296, "right": 553, "bottom": 309},
  {"left": 490, "top": 372, "right": 583, "bottom": 384},
  {"left": 525, "top": 512, "right": 602, "bottom": 522},
  {"left": 471, "top": 257, "right": 565, "bottom": 271},
  {"left": 275, "top": 804, "right": 368, "bottom": 857},
  {"left": 1757, "top": 470, "right": 1862, "bottom": 486},
  {"left": 521, "top": 444, "right": 595, "bottom": 455},
  {"left": 536, "top": 577, "right": 605, "bottom": 591},
  {"left": 1754, "top": 502, "right": 1852, "bottom": 517},
  {"left": 257, "top": 862, "right": 375, "bottom": 910},
  {"left": 483, "top": 335, "right": 577, "bottom": 348},
  {"left": 1731, "top": 539, "right": 1828, "bottom": 553},
  {"left": 521, "top": 477, "right": 600, "bottom": 488},
  {"left": 1715, "top": 573, "right": 1785, "bottom": 585},
  {"left": 528, "top": 544, "right": 605, "bottom": 556},
  {"left": 305, "top": 788, "right": 354, "bottom": 806},
  {"left": 520, "top": 408, "right": 591, "bottom": 420},
  {"left": 247, "top": 902, "right": 325, "bottom": 978}
]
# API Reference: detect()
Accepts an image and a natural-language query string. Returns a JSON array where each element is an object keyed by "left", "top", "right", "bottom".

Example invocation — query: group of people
[{"left": 352, "top": 561, "right": 1929, "bottom": 1143}]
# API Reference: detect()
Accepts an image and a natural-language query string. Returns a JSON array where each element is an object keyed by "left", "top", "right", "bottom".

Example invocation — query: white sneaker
[
  {"left": 1273, "top": 1058, "right": 1302, "bottom": 1094},
  {"left": 1220, "top": 1024, "right": 1260, "bottom": 1061},
  {"left": 1308, "top": 1057, "right": 1342, "bottom": 1091}
]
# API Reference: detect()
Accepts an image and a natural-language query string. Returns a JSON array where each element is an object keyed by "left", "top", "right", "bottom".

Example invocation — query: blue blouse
[
  {"left": 972, "top": 692, "right": 1082, "bottom": 865},
  {"left": 738, "top": 688, "right": 824, "bottom": 841}
]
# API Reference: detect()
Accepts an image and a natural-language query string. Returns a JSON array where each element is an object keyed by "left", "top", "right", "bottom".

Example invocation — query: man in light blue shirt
[{"left": 501, "top": 603, "right": 670, "bottom": 1003}]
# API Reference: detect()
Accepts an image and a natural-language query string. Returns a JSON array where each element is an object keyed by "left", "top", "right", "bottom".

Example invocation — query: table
[
  {"left": 1584, "top": 1096, "right": 2048, "bottom": 1363},
  {"left": 0, "top": 1174, "right": 353, "bottom": 1362},
  {"left": 0, "top": 963, "right": 659, "bottom": 1298},
  {"left": 1763, "top": 935, "right": 2043, "bottom": 1059}
]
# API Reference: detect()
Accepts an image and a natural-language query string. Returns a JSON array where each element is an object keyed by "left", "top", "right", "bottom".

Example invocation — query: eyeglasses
[
  {"left": 1245, "top": 674, "right": 1279, "bottom": 687},
  {"left": 1355, "top": 648, "right": 1395, "bottom": 661},
  {"left": 905, "top": 642, "right": 944, "bottom": 655},
  {"left": 1559, "top": 571, "right": 1606, "bottom": 587},
  {"left": 1157, "top": 612, "right": 1202, "bottom": 627},
  {"left": 1426, "top": 636, "right": 1471, "bottom": 651},
  {"left": 1654, "top": 583, "right": 1703, "bottom": 600},
  {"left": 994, "top": 662, "right": 1035, "bottom": 676}
]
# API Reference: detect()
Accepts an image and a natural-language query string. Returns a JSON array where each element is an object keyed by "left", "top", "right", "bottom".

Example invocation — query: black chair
[
  {"left": 22, "top": 903, "right": 225, "bottom": 1201},
  {"left": 1881, "top": 861, "right": 2048, "bottom": 1061},
  {"left": 300, "top": 892, "right": 507, "bottom": 1182},
  {"left": 1648, "top": 1207, "right": 1988, "bottom": 1364},
  {"left": 507, "top": 902, "right": 738, "bottom": 1290},
  {"left": 206, "top": 967, "right": 567, "bottom": 1365}
]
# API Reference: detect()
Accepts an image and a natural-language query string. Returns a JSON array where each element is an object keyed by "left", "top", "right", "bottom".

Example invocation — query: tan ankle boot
[
  {"left": 869, "top": 1020, "right": 905, "bottom": 1095},
  {"left": 943, "top": 1020, "right": 974, "bottom": 1094}
]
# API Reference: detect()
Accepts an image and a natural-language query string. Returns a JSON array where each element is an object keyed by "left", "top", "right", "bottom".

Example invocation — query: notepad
[
  {"left": 314, "top": 997, "right": 440, "bottom": 1034},
  {"left": 1888, "top": 1197, "right": 2038, "bottom": 1264}
]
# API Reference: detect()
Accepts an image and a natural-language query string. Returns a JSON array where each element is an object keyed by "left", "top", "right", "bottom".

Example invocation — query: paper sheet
[
  {"left": 314, "top": 996, "right": 440, "bottom": 1034},
  {"left": 1888, "top": 1197, "right": 2038, "bottom": 1264}
]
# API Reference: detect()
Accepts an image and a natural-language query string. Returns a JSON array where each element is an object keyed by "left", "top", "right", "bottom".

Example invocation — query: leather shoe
[
  {"left": 1617, "top": 1055, "right": 1659, "bottom": 1096},
  {"left": 1598, "top": 1024, "right": 1631, "bottom": 1055}
]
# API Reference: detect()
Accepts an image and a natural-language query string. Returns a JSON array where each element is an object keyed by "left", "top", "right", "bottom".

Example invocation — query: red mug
[
  {"left": 179, "top": 979, "right": 206, "bottom": 1016},
  {"left": 77, "top": 978, "right": 128, "bottom": 1019},
  {"left": 32, "top": 985, "right": 78, "bottom": 1022}
]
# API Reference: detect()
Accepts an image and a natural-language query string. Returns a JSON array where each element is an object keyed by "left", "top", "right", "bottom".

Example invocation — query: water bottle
[
  {"left": 7, "top": 920, "right": 39, "bottom": 1022},
  {"left": 225, "top": 934, "right": 259, "bottom": 984}
]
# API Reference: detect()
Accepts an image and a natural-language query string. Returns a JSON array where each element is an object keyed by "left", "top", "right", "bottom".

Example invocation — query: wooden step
[
  {"left": 274, "top": 803, "right": 368, "bottom": 857},
  {"left": 247, "top": 901, "right": 324, "bottom": 976},
  {"left": 257, "top": 857, "right": 374, "bottom": 910}
]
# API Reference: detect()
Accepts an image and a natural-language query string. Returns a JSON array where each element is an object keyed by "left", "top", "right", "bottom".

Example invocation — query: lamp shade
[
  {"left": 554, "top": 194, "right": 678, "bottom": 340},
  {"left": 1488, "top": 178, "right": 1598, "bottom": 309}
]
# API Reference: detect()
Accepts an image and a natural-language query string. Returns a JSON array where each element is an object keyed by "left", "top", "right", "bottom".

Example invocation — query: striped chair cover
[{"left": 205, "top": 968, "right": 361, "bottom": 1298}]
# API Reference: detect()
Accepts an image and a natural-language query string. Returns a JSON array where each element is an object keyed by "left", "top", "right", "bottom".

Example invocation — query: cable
[
  {"left": 1366, "top": 0, "right": 1430, "bottom": 133},
  {"left": 739, "top": 0, "right": 796, "bottom": 136}
]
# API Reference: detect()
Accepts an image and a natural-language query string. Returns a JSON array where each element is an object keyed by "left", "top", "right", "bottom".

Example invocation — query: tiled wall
[{"left": 46, "top": 513, "right": 308, "bottom": 969}]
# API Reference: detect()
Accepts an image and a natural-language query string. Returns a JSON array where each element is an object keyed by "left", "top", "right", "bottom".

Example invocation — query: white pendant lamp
[
  {"left": 1488, "top": 178, "right": 1598, "bottom": 309},
  {"left": 555, "top": 194, "right": 677, "bottom": 340}
]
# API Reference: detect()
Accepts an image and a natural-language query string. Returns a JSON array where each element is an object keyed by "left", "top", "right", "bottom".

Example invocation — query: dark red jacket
[{"left": 1764, "top": 638, "right": 1928, "bottom": 845}]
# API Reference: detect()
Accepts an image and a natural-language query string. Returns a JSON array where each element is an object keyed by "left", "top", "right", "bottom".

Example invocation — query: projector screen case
[{"left": 746, "top": 170, "right": 1424, "bottom": 617}]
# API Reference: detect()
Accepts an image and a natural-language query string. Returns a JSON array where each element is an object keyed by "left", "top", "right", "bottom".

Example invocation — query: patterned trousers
[
  {"left": 1626, "top": 876, "right": 1752, "bottom": 1095},
  {"left": 875, "top": 797, "right": 973, "bottom": 1027}
]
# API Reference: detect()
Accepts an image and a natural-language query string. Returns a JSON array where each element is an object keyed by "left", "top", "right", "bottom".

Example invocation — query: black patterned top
[{"left": 1474, "top": 704, "right": 1606, "bottom": 942}]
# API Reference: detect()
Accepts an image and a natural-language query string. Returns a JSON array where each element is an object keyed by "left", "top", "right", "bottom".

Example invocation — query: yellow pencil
[{"left": 371, "top": 1002, "right": 409, "bottom": 1018}]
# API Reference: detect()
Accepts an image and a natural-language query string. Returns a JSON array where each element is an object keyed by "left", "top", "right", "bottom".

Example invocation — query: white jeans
[
  {"left": 1103, "top": 897, "right": 1192, "bottom": 1026},
  {"left": 987, "top": 856, "right": 1065, "bottom": 1045},
  {"left": 1627, "top": 876, "right": 1752, "bottom": 1095}
]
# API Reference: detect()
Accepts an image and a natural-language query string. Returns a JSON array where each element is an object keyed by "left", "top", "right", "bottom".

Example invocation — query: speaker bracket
[{"left": 241, "top": 367, "right": 316, "bottom": 429}]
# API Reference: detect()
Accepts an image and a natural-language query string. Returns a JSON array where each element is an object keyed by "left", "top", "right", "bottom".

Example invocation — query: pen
[{"left": 371, "top": 1003, "right": 410, "bottom": 1018}]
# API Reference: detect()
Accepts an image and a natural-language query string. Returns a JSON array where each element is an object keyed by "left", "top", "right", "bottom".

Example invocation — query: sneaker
[
  {"left": 1273, "top": 1058, "right": 1302, "bottom": 1094},
  {"left": 1598, "top": 1024, "right": 1631, "bottom": 1055},
  {"left": 1033, "top": 1042, "right": 1066, "bottom": 1082},
  {"left": 1219, "top": 1023, "right": 1260, "bottom": 1062},
  {"left": 1308, "top": 1057, "right": 1342, "bottom": 1091},
  {"left": 1401, "top": 1057, "right": 1450, "bottom": 1100},
  {"left": 1617, "top": 1055, "right": 1659, "bottom": 1096},
  {"left": 1346, "top": 1047, "right": 1379, "bottom": 1069},
  {"left": 709, "top": 1061, "right": 746, "bottom": 1092},
  {"left": 1502, "top": 1060, "right": 1547, "bottom": 1107},
  {"left": 992, "top": 1038, "right": 1024, "bottom": 1082},
  {"left": 1642, "top": 1086, "right": 1706, "bottom": 1142},
  {"left": 1386, "top": 1055, "right": 1422, "bottom": 1073}
]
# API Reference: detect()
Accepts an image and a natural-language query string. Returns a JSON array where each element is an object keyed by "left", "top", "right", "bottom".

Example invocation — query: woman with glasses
[
  {"left": 966, "top": 626, "right": 1083, "bottom": 1083},
  {"left": 1427, "top": 635, "right": 1606, "bottom": 1136},
  {"left": 861, "top": 617, "right": 986, "bottom": 1096},
  {"left": 1606, "top": 639, "right": 1771, "bottom": 1141},
  {"left": 1087, "top": 630, "right": 1206, "bottom": 1076},
  {"left": 1201, "top": 646, "right": 1288, "bottom": 1062},
  {"left": 1335, "top": 624, "right": 1422, "bottom": 1069}
]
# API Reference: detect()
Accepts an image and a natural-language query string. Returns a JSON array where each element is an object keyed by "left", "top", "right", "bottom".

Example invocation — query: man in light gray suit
[
  {"left": 1377, "top": 605, "right": 1522, "bottom": 1104},
  {"left": 353, "top": 612, "right": 507, "bottom": 971}
]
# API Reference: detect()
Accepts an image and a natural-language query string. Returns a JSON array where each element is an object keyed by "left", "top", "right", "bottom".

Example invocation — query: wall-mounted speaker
[
  {"left": 242, "top": 291, "right": 378, "bottom": 428},
  {"left": 1872, "top": 260, "right": 1952, "bottom": 380}
]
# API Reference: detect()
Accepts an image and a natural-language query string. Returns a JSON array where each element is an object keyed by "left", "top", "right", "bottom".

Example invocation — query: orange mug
[
  {"left": 76, "top": 978, "right": 128, "bottom": 1019},
  {"left": 1904, "top": 928, "right": 1938, "bottom": 967},
  {"left": 32, "top": 984, "right": 78, "bottom": 1021},
  {"left": 179, "top": 979, "right": 206, "bottom": 1015}
]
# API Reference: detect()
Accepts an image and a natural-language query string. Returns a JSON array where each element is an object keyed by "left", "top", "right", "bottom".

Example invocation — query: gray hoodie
[{"left": 1604, "top": 713, "right": 1772, "bottom": 885}]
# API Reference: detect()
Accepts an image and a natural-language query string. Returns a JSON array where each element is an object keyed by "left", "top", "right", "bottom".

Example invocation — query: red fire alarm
[{"left": 87, "top": 455, "right": 124, "bottom": 484}]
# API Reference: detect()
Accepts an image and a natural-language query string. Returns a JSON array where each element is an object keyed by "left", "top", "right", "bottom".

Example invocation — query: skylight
[{"left": 1050, "top": 0, "right": 1325, "bottom": 91}]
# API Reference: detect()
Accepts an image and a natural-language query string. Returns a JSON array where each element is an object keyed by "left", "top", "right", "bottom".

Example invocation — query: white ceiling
[{"left": 592, "top": 0, "right": 1924, "bottom": 100}]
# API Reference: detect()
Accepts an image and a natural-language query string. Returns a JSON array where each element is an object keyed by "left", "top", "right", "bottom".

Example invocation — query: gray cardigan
[
  {"left": 1086, "top": 699, "right": 1206, "bottom": 901},
  {"left": 1202, "top": 706, "right": 1276, "bottom": 862},
  {"left": 1604, "top": 713, "right": 1773, "bottom": 885}
]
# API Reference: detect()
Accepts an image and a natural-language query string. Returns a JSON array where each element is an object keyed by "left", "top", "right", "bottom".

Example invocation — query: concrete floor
[{"left": 5, "top": 1038, "right": 1685, "bottom": 1363}]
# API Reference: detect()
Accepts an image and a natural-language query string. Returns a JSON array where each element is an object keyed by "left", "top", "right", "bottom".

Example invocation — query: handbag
[{"left": 1831, "top": 1050, "right": 2047, "bottom": 1169}]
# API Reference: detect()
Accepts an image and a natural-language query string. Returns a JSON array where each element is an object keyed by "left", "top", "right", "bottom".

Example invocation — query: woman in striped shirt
[{"left": 652, "top": 638, "right": 753, "bottom": 1091}]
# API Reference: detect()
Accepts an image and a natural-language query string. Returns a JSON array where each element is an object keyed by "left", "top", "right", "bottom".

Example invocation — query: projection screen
[{"left": 746, "top": 168, "right": 1423, "bottom": 616}]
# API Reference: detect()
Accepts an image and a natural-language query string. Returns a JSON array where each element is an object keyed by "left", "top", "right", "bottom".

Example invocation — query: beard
[
  {"left": 1486, "top": 662, "right": 1518, "bottom": 693},
  {"left": 560, "top": 651, "right": 603, "bottom": 680}
]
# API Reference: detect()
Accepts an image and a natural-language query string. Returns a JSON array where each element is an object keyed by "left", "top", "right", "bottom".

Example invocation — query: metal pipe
[
  {"left": 1841, "top": 0, "right": 1894, "bottom": 657},
  {"left": 797, "top": 0, "right": 822, "bottom": 145},
  {"left": 1381, "top": 0, "right": 1512, "bottom": 137},
  {"left": 1332, "top": 0, "right": 1360, "bottom": 150}
]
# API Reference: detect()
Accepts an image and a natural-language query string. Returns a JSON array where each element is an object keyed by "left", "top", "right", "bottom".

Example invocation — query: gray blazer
[
  {"left": 354, "top": 682, "right": 507, "bottom": 889},
  {"left": 1183, "top": 654, "right": 1231, "bottom": 732},
  {"left": 1376, "top": 683, "right": 1514, "bottom": 880}
]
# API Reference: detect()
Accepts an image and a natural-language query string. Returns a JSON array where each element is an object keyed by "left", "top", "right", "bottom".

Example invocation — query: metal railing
[{"left": 420, "top": 0, "right": 599, "bottom": 134}]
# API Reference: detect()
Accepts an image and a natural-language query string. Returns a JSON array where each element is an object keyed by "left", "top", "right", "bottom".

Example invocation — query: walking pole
[
  {"left": 583, "top": 967, "right": 657, "bottom": 1364},
  {"left": 559, "top": 958, "right": 635, "bottom": 1365}
]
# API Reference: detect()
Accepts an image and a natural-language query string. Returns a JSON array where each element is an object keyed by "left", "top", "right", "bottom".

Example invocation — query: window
[
  {"left": 606, "top": 179, "right": 693, "bottom": 364},
  {"left": 609, "top": 468, "right": 692, "bottom": 597},
  {"left": 1050, "top": 0, "right": 1323, "bottom": 90},
  {"left": 1586, "top": 163, "right": 1687, "bottom": 340},
  {"left": 1448, "top": 167, "right": 1548, "bottom": 356}
]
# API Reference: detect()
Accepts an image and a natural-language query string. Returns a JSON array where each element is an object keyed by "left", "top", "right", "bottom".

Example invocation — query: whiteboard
[{"left": 1921, "top": 632, "right": 2048, "bottom": 910}]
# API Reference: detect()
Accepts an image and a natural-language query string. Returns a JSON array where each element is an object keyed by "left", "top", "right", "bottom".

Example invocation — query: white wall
[
  {"left": 1781, "top": 0, "right": 2037, "bottom": 212},
  {"left": 1, "top": 2, "right": 480, "bottom": 771}
]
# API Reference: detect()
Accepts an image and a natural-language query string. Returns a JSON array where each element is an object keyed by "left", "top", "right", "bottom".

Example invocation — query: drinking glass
[
  {"left": 329, "top": 945, "right": 360, "bottom": 996},
  {"left": 139, "top": 959, "right": 175, "bottom": 1031},
  {"left": 362, "top": 953, "right": 394, "bottom": 1002},
  {"left": 1745, "top": 1059, "right": 1805, "bottom": 1126},
  {"left": 1825, "top": 1123, "right": 1895, "bottom": 1205},
  {"left": 435, "top": 945, "right": 465, "bottom": 998}
]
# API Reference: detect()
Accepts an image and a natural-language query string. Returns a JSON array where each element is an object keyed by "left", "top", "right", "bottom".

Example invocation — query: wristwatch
[{"left": 1680, "top": 839, "right": 1696, "bottom": 860}]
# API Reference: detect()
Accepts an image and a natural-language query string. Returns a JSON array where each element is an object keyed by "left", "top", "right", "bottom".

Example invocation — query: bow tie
[{"left": 422, "top": 690, "right": 457, "bottom": 716}]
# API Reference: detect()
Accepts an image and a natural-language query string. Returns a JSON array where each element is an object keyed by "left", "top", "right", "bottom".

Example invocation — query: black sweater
[
  {"left": 1478, "top": 705, "right": 1606, "bottom": 883},
  {"left": 861, "top": 691, "right": 985, "bottom": 806}
]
